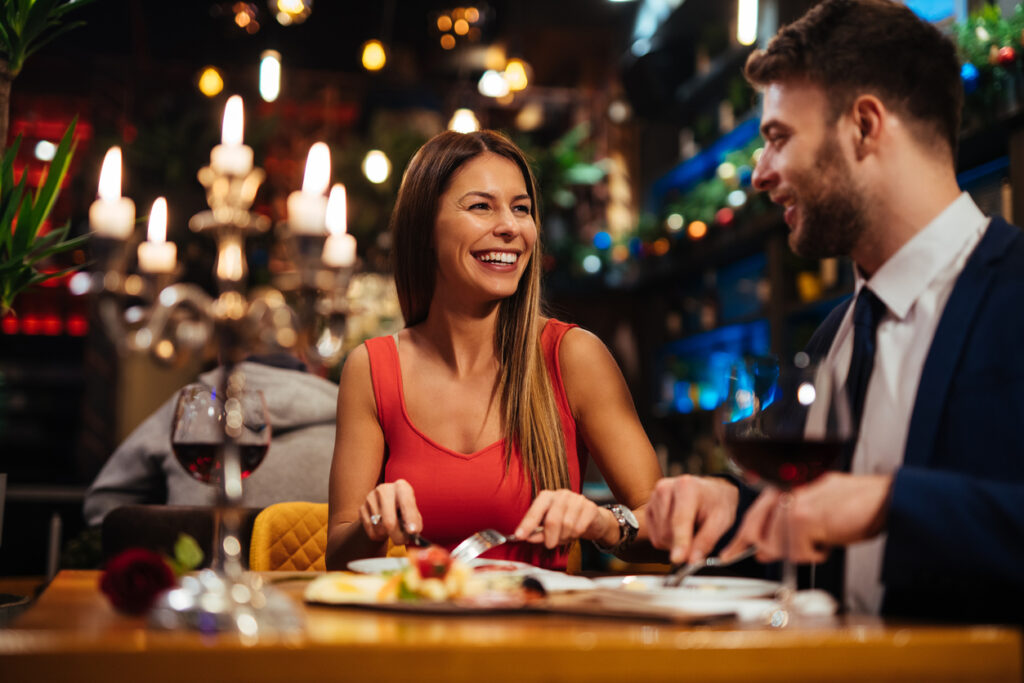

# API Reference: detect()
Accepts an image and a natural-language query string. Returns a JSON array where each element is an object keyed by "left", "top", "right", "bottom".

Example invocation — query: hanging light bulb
[{"left": 449, "top": 108, "right": 480, "bottom": 133}]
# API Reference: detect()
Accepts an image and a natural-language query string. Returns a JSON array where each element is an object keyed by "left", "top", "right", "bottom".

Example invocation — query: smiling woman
[{"left": 325, "top": 130, "right": 665, "bottom": 572}]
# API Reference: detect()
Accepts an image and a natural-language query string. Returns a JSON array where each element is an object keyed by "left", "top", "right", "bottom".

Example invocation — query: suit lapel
[{"left": 903, "top": 217, "right": 1019, "bottom": 467}]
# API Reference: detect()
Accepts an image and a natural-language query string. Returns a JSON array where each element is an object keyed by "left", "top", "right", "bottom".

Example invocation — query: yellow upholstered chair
[{"left": 249, "top": 502, "right": 328, "bottom": 571}]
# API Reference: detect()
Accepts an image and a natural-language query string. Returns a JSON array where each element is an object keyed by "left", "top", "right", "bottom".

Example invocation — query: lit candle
[
  {"left": 322, "top": 183, "right": 356, "bottom": 267},
  {"left": 210, "top": 95, "right": 254, "bottom": 176},
  {"left": 287, "top": 142, "right": 330, "bottom": 234},
  {"left": 89, "top": 147, "right": 135, "bottom": 239},
  {"left": 137, "top": 197, "right": 177, "bottom": 273}
]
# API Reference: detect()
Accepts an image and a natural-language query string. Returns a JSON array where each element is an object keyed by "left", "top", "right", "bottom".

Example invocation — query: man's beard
[{"left": 788, "top": 133, "right": 868, "bottom": 259}]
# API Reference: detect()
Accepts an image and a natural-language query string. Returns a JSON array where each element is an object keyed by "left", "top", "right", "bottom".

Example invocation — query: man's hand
[
  {"left": 721, "top": 472, "right": 893, "bottom": 563},
  {"left": 646, "top": 475, "right": 739, "bottom": 564}
]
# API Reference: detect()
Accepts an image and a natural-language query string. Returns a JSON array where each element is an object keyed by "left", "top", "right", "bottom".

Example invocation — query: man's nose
[{"left": 751, "top": 156, "right": 776, "bottom": 192}]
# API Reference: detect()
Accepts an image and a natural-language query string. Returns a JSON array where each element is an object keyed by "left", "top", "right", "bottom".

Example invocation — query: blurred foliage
[{"left": 0, "top": 120, "right": 88, "bottom": 315}]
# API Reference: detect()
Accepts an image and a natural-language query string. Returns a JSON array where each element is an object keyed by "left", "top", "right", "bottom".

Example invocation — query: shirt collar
[{"left": 855, "top": 192, "right": 988, "bottom": 320}]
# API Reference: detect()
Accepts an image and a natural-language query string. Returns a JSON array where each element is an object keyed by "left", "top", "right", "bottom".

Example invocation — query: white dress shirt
[{"left": 821, "top": 192, "right": 990, "bottom": 614}]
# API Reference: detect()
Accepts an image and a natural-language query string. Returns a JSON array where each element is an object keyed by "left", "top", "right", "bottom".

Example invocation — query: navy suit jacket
[{"left": 804, "top": 216, "right": 1024, "bottom": 622}]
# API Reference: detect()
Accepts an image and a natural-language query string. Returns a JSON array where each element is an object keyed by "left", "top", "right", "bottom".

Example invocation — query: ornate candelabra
[{"left": 84, "top": 96, "right": 357, "bottom": 636}]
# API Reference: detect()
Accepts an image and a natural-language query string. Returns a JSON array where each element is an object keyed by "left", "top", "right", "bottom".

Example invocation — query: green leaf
[
  {"left": 173, "top": 533, "right": 204, "bottom": 574},
  {"left": 29, "top": 116, "right": 76, "bottom": 228},
  {"left": 21, "top": 0, "right": 63, "bottom": 46},
  {"left": 25, "top": 232, "right": 89, "bottom": 267},
  {"left": 10, "top": 190, "right": 36, "bottom": 257},
  {"left": 23, "top": 19, "right": 85, "bottom": 61},
  {"left": 1, "top": 171, "right": 29, "bottom": 254}
]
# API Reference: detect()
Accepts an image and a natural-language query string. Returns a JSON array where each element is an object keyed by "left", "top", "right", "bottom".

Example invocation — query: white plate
[
  {"left": 347, "top": 557, "right": 538, "bottom": 575},
  {"left": 590, "top": 575, "right": 779, "bottom": 602}
]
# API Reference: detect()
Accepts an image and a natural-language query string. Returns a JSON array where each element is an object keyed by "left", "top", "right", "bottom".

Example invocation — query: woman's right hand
[{"left": 359, "top": 478, "right": 424, "bottom": 546}]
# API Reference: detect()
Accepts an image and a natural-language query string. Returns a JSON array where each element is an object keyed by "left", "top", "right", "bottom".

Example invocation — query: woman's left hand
[{"left": 512, "top": 490, "right": 617, "bottom": 549}]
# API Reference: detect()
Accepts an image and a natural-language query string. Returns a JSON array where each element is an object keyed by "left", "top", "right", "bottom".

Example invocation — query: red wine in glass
[
  {"left": 171, "top": 441, "right": 268, "bottom": 484},
  {"left": 725, "top": 436, "right": 846, "bottom": 490}
]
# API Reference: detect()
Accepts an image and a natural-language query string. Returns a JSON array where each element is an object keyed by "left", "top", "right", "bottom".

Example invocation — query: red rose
[{"left": 99, "top": 548, "right": 177, "bottom": 615}]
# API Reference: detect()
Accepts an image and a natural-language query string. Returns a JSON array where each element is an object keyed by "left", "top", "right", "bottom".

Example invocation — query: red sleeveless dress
[{"left": 364, "top": 319, "right": 586, "bottom": 570}]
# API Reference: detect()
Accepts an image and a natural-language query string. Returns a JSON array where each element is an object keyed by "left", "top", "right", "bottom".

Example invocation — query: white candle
[
  {"left": 287, "top": 142, "right": 330, "bottom": 234},
  {"left": 323, "top": 184, "right": 356, "bottom": 267},
  {"left": 137, "top": 197, "right": 177, "bottom": 273},
  {"left": 89, "top": 147, "right": 135, "bottom": 239},
  {"left": 210, "top": 95, "right": 254, "bottom": 176},
  {"left": 323, "top": 233, "right": 356, "bottom": 268}
]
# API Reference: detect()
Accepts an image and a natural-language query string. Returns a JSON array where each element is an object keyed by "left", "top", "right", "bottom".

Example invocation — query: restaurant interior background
[{"left": 0, "top": 0, "right": 1018, "bottom": 577}]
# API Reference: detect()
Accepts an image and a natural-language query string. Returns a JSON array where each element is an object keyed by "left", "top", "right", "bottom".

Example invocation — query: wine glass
[
  {"left": 171, "top": 383, "right": 269, "bottom": 494},
  {"left": 148, "top": 380, "right": 301, "bottom": 635},
  {"left": 720, "top": 354, "right": 852, "bottom": 626}
]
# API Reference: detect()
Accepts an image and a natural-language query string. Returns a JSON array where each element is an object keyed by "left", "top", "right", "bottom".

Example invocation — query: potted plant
[{"left": 0, "top": 0, "right": 95, "bottom": 316}]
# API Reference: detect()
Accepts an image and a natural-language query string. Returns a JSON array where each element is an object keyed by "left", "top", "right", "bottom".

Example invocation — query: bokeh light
[
  {"left": 198, "top": 67, "right": 224, "bottom": 97},
  {"left": 361, "top": 40, "right": 386, "bottom": 71}
]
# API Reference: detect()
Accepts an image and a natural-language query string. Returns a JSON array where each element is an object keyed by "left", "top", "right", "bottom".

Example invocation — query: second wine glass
[{"left": 720, "top": 355, "right": 852, "bottom": 626}]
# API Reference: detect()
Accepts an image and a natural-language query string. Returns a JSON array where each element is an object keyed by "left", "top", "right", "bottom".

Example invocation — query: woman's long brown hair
[{"left": 389, "top": 130, "right": 569, "bottom": 494}]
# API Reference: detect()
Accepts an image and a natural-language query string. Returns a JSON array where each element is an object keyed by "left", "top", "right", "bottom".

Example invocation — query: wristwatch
[{"left": 595, "top": 504, "right": 639, "bottom": 554}]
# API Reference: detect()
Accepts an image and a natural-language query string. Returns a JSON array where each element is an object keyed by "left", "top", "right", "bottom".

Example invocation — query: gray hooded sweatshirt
[{"left": 84, "top": 361, "right": 338, "bottom": 526}]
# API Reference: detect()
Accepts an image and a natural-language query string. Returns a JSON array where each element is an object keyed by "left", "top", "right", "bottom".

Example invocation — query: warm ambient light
[
  {"left": 362, "top": 40, "right": 386, "bottom": 71},
  {"left": 325, "top": 184, "right": 347, "bottom": 235},
  {"left": 362, "top": 150, "right": 391, "bottom": 184},
  {"left": 34, "top": 140, "right": 56, "bottom": 161},
  {"left": 98, "top": 148, "right": 123, "bottom": 201},
  {"left": 478, "top": 70, "right": 510, "bottom": 98},
  {"left": 504, "top": 59, "right": 528, "bottom": 91},
  {"left": 303, "top": 143, "right": 331, "bottom": 194},
  {"left": 198, "top": 67, "right": 224, "bottom": 97},
  {"left": 440, "top": 34, "right": 456, "bottom": 50},
  {"left": 259, "top": 50, "right": 281, "bottom": 102},
  {"left": 222, "top": 95, "right": 244, "bottom": 146},
  {"left": 737, "top": 0, "right": 758, "bottom": 46},
  {"left": 448, "top": 108, "right": 480, "bottom": 133},
  {"left": 687, "top": 220, "right": 708, "bottom": 240},
  {"left": 148, "top": 197, "right": 168, "bottom": 244}
]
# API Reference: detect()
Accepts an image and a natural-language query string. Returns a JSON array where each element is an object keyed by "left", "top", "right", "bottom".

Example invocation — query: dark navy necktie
[
  {"left": 845, "top": 287, "right": 888, "bottom": 446},
  {"left": 811, "top": 286, "right": 888, "bottom": 603}
]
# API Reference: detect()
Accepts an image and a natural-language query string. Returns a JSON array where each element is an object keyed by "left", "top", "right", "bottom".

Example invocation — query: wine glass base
[{"left": 148, "top": 569, "right": 303, "bottom": 636}]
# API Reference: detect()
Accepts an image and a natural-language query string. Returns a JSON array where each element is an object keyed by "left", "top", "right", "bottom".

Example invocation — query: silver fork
[
  {"left": 662, "top": 546, "right": 758, "bottom": 587},
  {"left": 450, "top": 526, "right": 544, "bottom": 563}
]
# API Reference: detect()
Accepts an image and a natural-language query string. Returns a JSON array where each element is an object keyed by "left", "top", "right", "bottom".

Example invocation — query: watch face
[{"left": 618, "top": 505, "right": 639, "bottom": 529}]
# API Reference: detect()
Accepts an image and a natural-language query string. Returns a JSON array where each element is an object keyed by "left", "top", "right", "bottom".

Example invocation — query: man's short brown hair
[{"left": 745, "top": 0, "right": 962, "bottom": 157}]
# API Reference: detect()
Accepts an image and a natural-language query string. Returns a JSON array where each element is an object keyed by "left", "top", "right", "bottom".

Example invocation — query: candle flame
[
  {"left": 147, "top": 197, "right": 168, "bottom": 244},
  {"left": 325, "top": 184, "right": 347, "bottom": 235},
  {"left": 222, "top": 95, "right": 244, "bottom": 146},
  {"left": 98, "top": 147, "right": 122, "bottom": 201},
  {"left": 302, "top": 142, "right": 331, "bottom": 194}
]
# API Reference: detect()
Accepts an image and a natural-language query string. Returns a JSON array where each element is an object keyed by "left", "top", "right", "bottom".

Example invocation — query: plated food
[{"left": 305, "top": 546, "right": 545, "bottom": 609}]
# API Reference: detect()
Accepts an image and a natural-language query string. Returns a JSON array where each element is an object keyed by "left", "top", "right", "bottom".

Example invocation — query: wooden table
[{"left": 0, "top": 570, "right": 1020, "bottom": 682}]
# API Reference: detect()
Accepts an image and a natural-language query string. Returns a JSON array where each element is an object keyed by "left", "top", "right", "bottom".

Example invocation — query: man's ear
[{"left": 850, "top": 95, "right": 885, "bottom": 160}]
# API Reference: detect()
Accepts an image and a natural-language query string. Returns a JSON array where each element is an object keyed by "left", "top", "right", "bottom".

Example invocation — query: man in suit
[{"left": 646, "top": 0, "right": 1024, "bottom": 621}]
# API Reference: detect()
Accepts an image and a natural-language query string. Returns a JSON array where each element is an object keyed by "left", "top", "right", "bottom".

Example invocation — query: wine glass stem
[
  {"left": 779, "top": 490, "right": 797, "bottom": 608},
  {"left": 218, "top": 440, "right": 245, "bottom": 581}
]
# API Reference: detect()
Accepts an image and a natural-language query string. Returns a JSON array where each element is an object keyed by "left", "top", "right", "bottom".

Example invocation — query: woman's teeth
[{"left": 476, "top": 251, "right": 517, "bottom": 264}]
